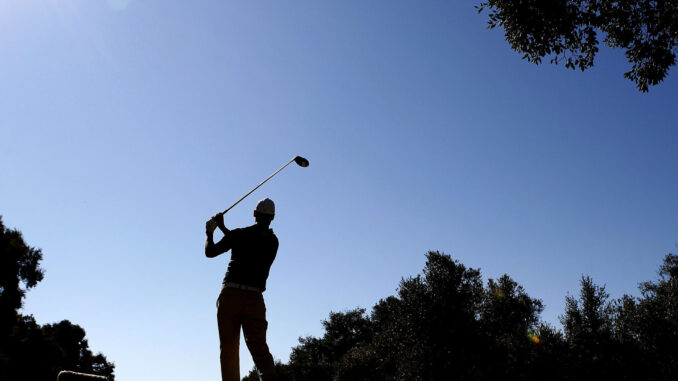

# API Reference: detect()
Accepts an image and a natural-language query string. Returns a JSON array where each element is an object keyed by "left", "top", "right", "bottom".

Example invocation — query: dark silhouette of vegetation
[
  {"left": 251, "top": 250, "right": 678, "bottom": 380},
  {"left": 477, "top": 0, "right": 678, "bottom": 91},
  {"left": 0, "top": 216, "right": 114, "bottom": 381},
  {"left": 243, "top": 361, "right": 294, "bottom": 381}
]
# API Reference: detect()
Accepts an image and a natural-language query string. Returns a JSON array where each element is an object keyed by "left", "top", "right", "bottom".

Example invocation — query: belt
[{"left": 223, "top": 282, "right": 262, "bottom": 293}]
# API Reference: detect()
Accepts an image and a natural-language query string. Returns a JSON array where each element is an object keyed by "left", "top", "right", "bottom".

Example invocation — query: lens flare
[
  {"left": 493, "top": 289, "right": 505, "bottom": 298},
  {"left": 527, "top": 331, "right": 540, "bottom": 344}
]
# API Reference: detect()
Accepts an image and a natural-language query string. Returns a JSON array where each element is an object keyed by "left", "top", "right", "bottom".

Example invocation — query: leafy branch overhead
[{"left": 477, "top": 0, "right": 678, "bottom": 91}]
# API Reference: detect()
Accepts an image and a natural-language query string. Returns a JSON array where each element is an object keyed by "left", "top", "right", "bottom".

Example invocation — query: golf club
[{"left": 216, "top": 155, "right": 309, "bottom": 216}]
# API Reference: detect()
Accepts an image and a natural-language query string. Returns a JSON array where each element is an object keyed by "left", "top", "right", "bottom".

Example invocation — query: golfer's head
[{"left": 254, "top": 198, "right": 275, "bottom": 224}]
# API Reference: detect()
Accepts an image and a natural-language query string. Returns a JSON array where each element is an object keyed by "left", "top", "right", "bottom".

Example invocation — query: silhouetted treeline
[
  {"left": 0, "top": 216, "right": 114, "bottom": 381},
  {"left": 245, "top": 251, "right": 678, "bottom": 381}
]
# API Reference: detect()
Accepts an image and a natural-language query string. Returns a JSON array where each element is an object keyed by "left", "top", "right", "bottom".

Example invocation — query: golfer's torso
[{"left": 223, "top": 225, "right": 278, "bottom": 291}]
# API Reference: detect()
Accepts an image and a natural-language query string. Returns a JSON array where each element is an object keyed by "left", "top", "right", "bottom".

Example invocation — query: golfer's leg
[
  {"left": 217, "top": 290, "right": 241, "bottom": 381},
  {"left": 242, "top": 294, "right": 277, "bottom": 381}
]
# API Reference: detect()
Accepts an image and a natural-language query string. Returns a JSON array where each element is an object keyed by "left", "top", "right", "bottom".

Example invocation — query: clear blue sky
[{"left": 2, "top": 1, "right": 677, "bottom": 380}]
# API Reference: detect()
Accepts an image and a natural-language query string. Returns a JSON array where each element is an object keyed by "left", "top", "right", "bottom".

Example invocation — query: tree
[
  {"left": 287, "top": 308, "right": 373, "bottom": 381},
  {"left": 478, "top": 275, "right": 545, "bottom": 379},
  {"left": 3, "top": 316, "right": 115, "bottom": 380},
  {"left": 561, "top": 276, "right": 616, "bottom": 378},
  {"left": 477, "top": 0, "right": 678, "bottom": 91},
  {"left": 287, "top": 251, "right": 549, "bottom": 381},
  {"left": 337, "top": 252, "right": 487, "bottom": 380},
  {"left": 0, "top": 216, "right": 114, "bottom": 380},
  {"left": 0, "top": 216, "right": 44, "bottom": 336},
  {"left": 408, "top": 251, "right": 485, "bottom": 380},
  {"left": 529, "top": 323, "right": 569, "bottom": 381},
  {"left": 609, "top": 294, "right": 645, "bottom": 380},
  {"left": 283, "top": 251, "right": 677, "bottom": 381},
  {"left": 627, "top": 254, "right": 678, "bottom": 379}
]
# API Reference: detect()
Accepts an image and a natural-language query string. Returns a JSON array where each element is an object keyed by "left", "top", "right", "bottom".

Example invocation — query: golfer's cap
[{"left": 255, "top": 198, "right": 275, "bottom": 215}]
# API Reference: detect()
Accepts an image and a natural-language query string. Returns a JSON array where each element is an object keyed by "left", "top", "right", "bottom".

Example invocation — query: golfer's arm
[
  {"left": 205, "top": 230, "right": 232, "bottom": 258},
  {"left": 218, "top": 224, "right": 229, "bottom": 235}
]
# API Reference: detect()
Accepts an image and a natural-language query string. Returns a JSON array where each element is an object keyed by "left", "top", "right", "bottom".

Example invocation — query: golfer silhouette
[{"left": 205, "top": 198, "right": 279, "bottom": 381}]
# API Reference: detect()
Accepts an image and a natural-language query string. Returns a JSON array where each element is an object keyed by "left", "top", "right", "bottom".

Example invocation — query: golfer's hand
[
  {"left": 206, "top": 217, "right": 218, "bottom": 234},
  {"left": 213, "top": 212, "right": 225, "bottom": 230}
]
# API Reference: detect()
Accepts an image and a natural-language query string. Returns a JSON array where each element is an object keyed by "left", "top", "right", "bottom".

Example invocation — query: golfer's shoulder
[
  {"left": 257, "top": 226, "right": 278, "bottom": 244},
  {"left": 240, "top": 224, "right": 259, "bottom": 232},
  {"left": 227, "top": 226, "right": 248, "bottom": 241},
  {"left": 261, "top": 226, "right": 277, "bottom": 241},
  {"left": 240, "top": 224, "right": 272, "bottom": 236},
  {"left": 230, "top": 226, "right": 246, "bottom": 235}
]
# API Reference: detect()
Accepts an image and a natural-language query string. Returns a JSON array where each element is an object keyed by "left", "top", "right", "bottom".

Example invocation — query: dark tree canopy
[
  {"left": 0, "top": 216, "right": 44, "bottom": 332},
  {"left": 0, "top": 216, "right": 115, "bottom": 381},
  {"left": 477, "top": 0, "right": 678, "bottom": 91},
  {"left": 561, "top": 276, "right": 617, "bottom": 378},
  {"left": 267, "top": 251, "right": 678, "bottom": 381},
  {"left": 265, "top": 251, "right": 548, "bottom": 381}
]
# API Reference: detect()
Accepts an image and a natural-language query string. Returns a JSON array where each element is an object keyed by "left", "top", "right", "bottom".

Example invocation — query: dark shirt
[{"left": 207, "top": 223, "right": 278, "bottom": 291}]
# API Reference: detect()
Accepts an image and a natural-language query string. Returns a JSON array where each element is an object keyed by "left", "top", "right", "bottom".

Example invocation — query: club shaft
[{"left": 221, "top": 157, "right": 296, "bottom": 215}]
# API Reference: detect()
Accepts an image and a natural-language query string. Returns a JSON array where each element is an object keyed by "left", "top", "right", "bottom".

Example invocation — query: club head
[{"left": 294, "top": 156, "right": 310, "bottom": 167}]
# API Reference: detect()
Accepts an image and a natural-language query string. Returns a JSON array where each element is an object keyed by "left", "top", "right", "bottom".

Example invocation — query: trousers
[{"left": 217, "top": 287, "right": 278, "bottom": 381}]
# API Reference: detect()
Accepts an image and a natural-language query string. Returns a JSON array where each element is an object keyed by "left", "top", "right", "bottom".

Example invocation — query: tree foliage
[
  {"left": 477, "top": 0, "right": 678, "bottom": 91},
  {"left": 275, "top": 252, "right": 546, "bottom": 380},
  {"left": 271, "top": 251, "right": 678, "bottom": 381},
  {"left": 615, "top": 253, "right": 678, "bottom": 380},
  {"left": 0, "top": 216, "right": 44, "bottom": 335},
  {"left": 0, "top": 216, "right": 114, "bottom": 381},
  {"left": 561, "top": 276, "right": 616, "bottom": 378}
]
